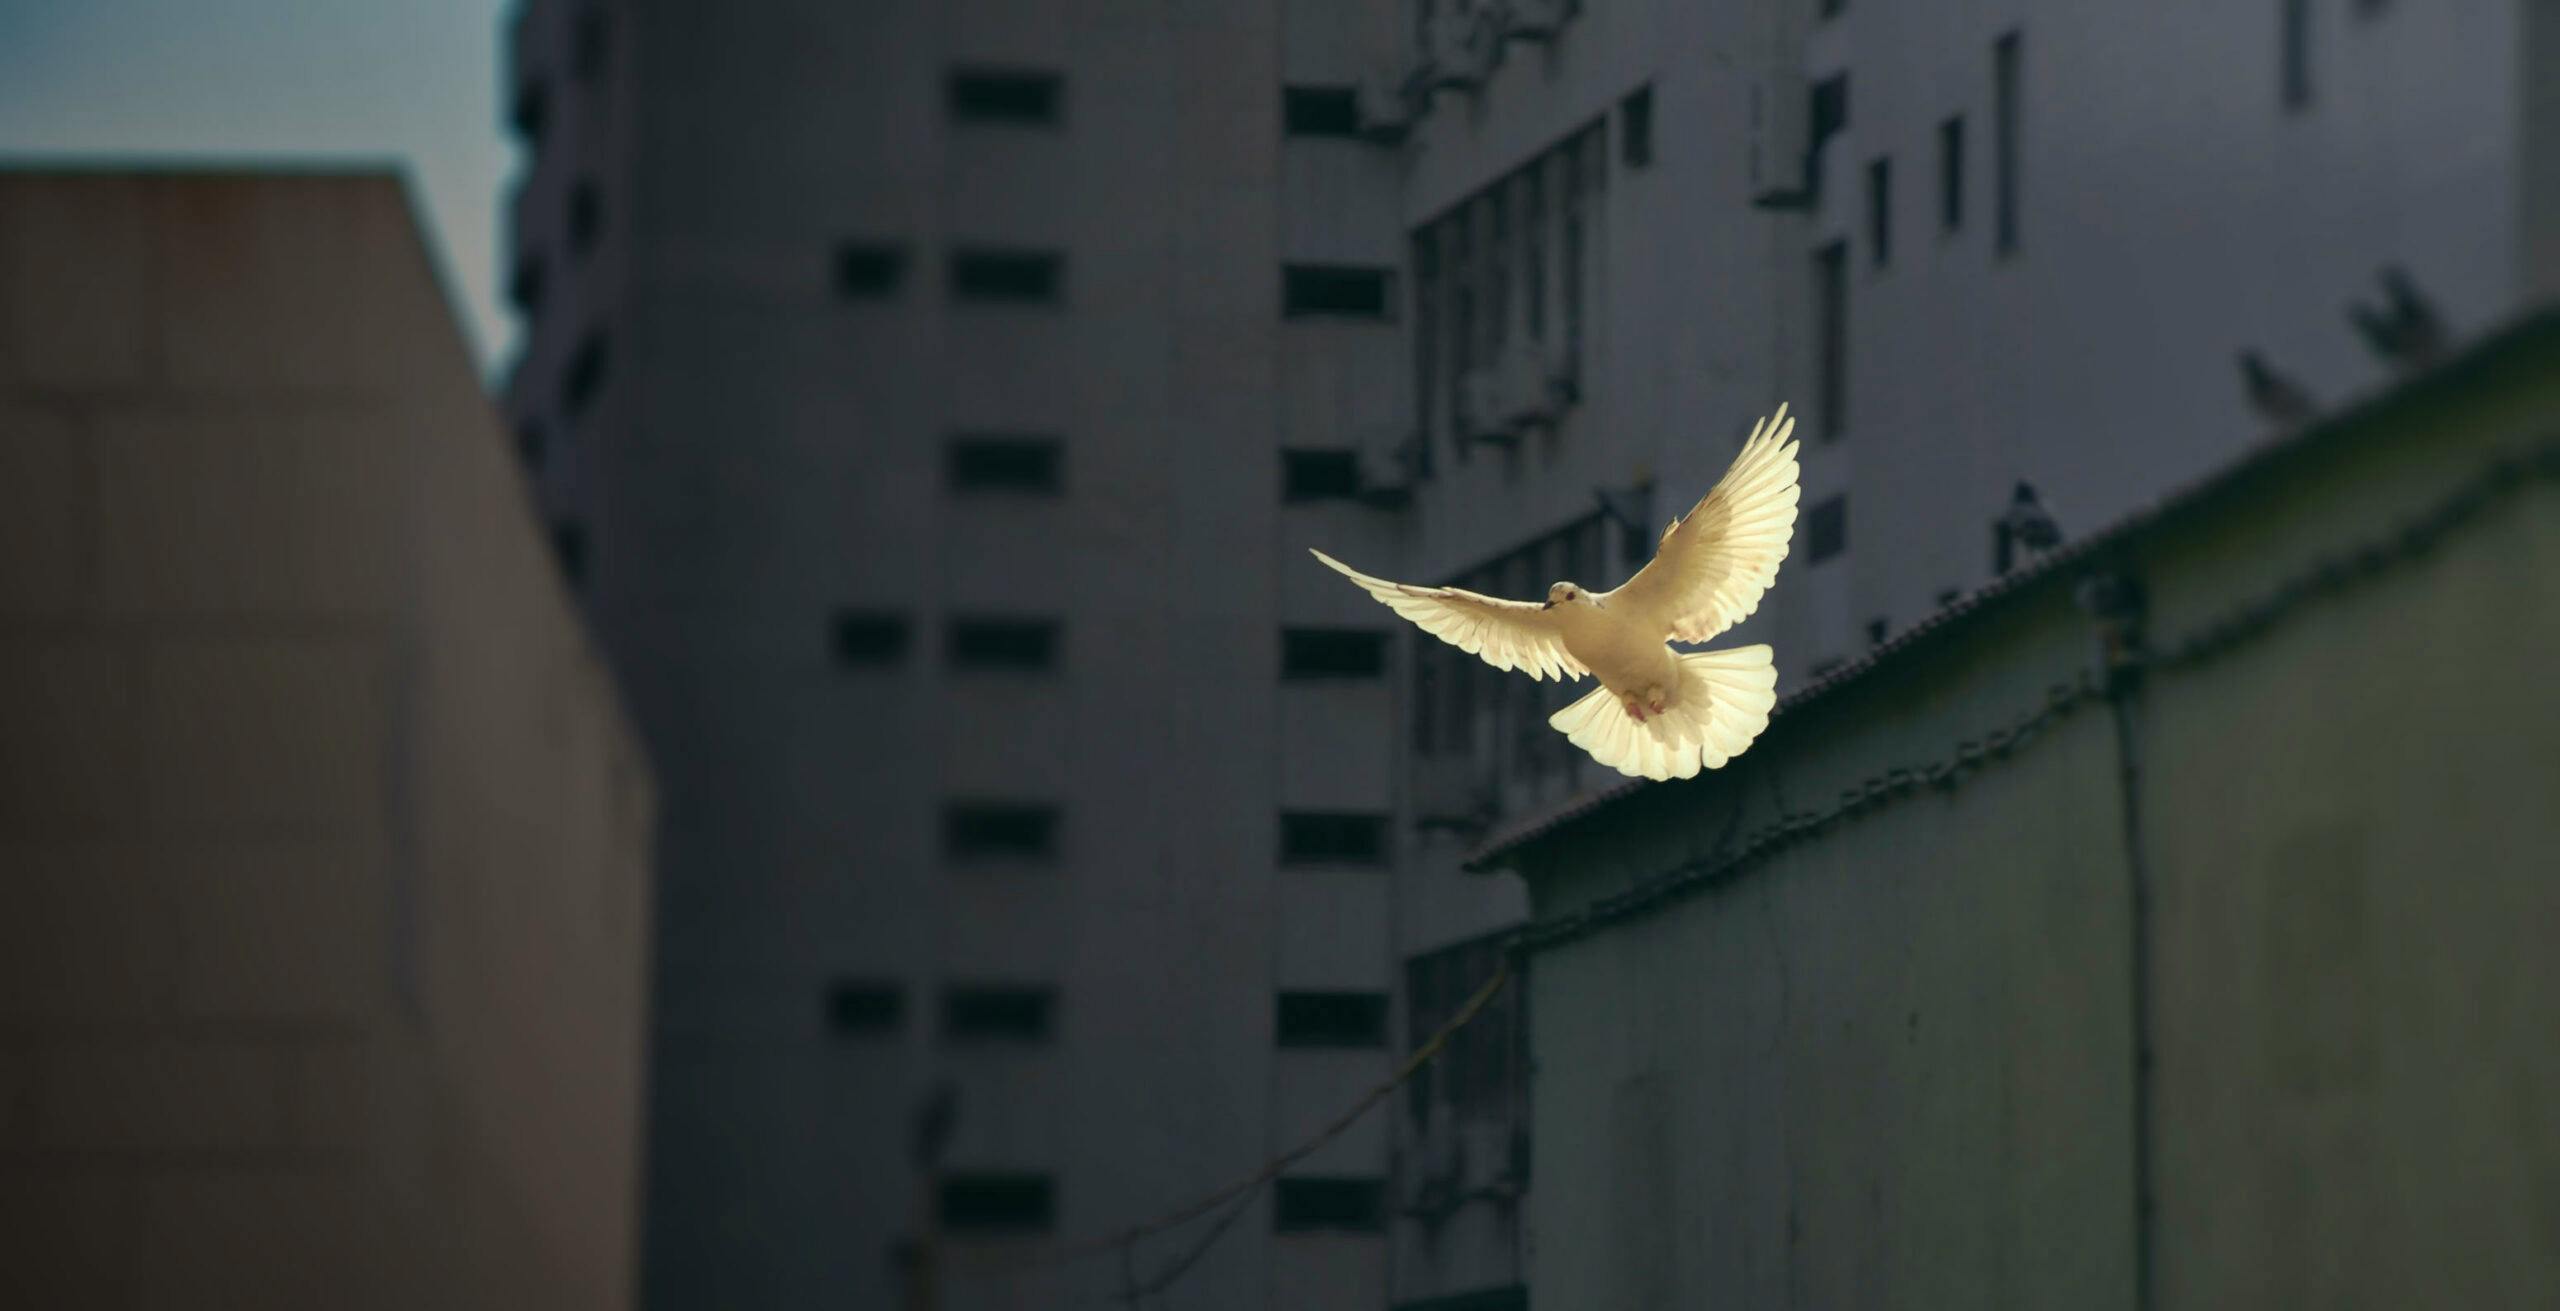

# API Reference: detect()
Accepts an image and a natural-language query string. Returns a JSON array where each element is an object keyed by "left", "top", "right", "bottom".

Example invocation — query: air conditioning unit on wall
[
  {"left": 1747, "top": 68, "right": 1813, "bottom": 210},
  {"left": 1544, "top": 335, "right": 1583, "bottom": 405},
  {"left": 1500, "top": 0, "right": 1578, "bottom": 43},
  {"left": 1356, "top": 64, "right": 1417, "bottom": 143},
  {"left": 1498, "top": 342, "right": 1560, "bottom": 429},
  {"left": 1458, "top": 367, "right": 1517, "bottom": 447},
  {"left": 1426, "top": 8, "right": 1499, "bottom": 93},
  {"left": 1354, "top": 424, "right": 1423, "bottom": 506}
]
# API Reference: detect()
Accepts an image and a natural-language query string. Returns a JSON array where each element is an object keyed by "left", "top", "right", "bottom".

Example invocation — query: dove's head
[{"left": 1546, "top": 582, "right": 1601, "bottom": 610}]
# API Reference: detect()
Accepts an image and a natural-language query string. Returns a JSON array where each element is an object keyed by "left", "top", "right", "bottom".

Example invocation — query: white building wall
[{"left": 1797, "top": 0, "right": 2526, "bottom": 669}]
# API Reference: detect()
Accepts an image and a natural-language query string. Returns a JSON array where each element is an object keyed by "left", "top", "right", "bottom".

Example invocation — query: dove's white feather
[
  {"left": 1605, "top": 405, "right": 1802, "bottom": 644},
  {"left": 1551, "top": 646, "right": 1778, "bottom": 781},
  {"left": 1310, "top": 404, "right": 1798, "bottom": 781},
  {"left": 1306, "top": 549, "right": 1589, "bottom": 682}
]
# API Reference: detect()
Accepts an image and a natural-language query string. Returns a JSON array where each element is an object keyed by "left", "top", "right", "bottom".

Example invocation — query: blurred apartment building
[
  {"left": 0, "top": 169, "right": 652, "bottom": 1309},
  {"left": 503, "top": 2, "right": 1417, "bottom": 1307},
  {"left": 498, "top": 0, "right": 2559, "bottom": 1308}
]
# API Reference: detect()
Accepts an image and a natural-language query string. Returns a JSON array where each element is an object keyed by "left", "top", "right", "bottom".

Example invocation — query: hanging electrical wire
[{"left": 969, "top": 955, "right": 1515, "bottom": 1286}]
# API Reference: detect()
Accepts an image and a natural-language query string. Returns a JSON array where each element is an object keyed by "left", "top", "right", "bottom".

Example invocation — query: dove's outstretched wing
[
  {"left": 1309, "top": 550, "right": 1589, "bottom": 682},
  {"left": 1605, "top": 404, "right": 1802, "bottom": 643}
]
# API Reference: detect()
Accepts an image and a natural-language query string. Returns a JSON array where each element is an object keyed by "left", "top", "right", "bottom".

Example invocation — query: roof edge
[{"left": 1465, "top": 299, "right": 2560, "bottom": 872}]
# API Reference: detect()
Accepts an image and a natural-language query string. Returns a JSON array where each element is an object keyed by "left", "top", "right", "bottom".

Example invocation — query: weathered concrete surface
[
  {"left": 0, "top": 169, "right": 654, "bottom": 1310},
  {"left": 1505, "top": 314, "right": 2560, "bottom": 1309}
]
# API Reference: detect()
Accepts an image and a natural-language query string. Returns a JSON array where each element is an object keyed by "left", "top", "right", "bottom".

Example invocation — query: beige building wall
[
  {"left": 1495, "top": 312, "right": 2560, "bottom": 1308},
  {"left": 0, "top": 169, "right": 653, "bottom": 1310}
]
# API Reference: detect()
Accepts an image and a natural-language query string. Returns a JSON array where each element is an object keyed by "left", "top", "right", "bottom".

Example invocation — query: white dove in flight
[{"left": 1312, "top": 405, "right": 1800, "bottom": 782}]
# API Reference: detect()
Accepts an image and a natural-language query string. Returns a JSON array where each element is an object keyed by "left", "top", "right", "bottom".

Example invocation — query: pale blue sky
[{"left": 0, "top": 0, "right": 522, "bottom": 375}]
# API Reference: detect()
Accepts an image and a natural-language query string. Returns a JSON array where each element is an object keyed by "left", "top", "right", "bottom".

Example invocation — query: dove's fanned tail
[{"left": 1548, "top": 645, "right": 1780, "bottom": 781}]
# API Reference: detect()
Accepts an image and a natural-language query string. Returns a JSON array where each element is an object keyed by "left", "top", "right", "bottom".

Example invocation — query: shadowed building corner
[{"left": 0, "top": 166, "right": 653, "bottom": 1311}]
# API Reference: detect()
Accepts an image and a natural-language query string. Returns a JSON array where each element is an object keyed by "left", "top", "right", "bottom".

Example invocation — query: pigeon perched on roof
[
  {"left": 1993, "top": 480, "right": 2062, "bottom": 574},
  {"left": 2238, "top": 350, "right": 2319, "bottom": 428},
  {"left": 2347, "top": 264, "right": 2448, "bottom": 373},
  {"left": 1312, "top": 405, "right": 1800, "bottom": 781}
]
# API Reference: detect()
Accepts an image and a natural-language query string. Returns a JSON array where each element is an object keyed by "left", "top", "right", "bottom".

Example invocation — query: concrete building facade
[
  {"left": 497, "top": 0, "right": 2560, "bottom": 1307},
  {"left": 0, "top": 169, "right": 654, "bottom": 1309},
  {"left": 1377, "top": 1, "right": 2558, "bottom": 1303},
  {"left": 1476, "top": 310, "right": 2560, "bottom": 1309},
  {"left": 502, "top": 3, "right": 1421, "bottom": 1307}
]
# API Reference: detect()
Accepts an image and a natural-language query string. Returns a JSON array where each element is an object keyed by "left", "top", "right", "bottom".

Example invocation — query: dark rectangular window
[
  {"left": 1282, "top": 629, "right": 1388, "bottom": 680},
  {"left": 1441, "top": 644, "right": 1478, "bottom": 757},
  {"left": 1283, "top": 86, "right": 1361, "bottom": 137},
  {"left": 1808, "top": 74, "right": 1849, "bottom": 201},
  {"left": 1562, "top": 136, "right": 1586, "bottom": 378},
  {"left": 1410, "top": 644, "right": 1440, "bottom": 756},
  {"left": 550, "top": 521, "right": 587, "bottom": 587},
  {"left": 1276, "top": 992, "right": 1389, "bottom": 1048},
  {"left": 835, "top": 242, "right": 908, "bottom": 299},
  {"left": 562, "top": 328, "right": 608, "bottom": 420},
  {"left": 2280, "top": 0, "right": 2312, "bottom": 110},
  {"left": 942, "top": 985, "right": 1056, "bottom": 1044},
  {"left": 1811, "top": 74, "right": 1850, "bottom": 141},
  {"left": 1280, "top": 811, "right": 1387, "bottom": 865},
  {"left": 832, "top": 610, "right": 910, "bottom": 667},
  {"left": 1994, "top": 31, "right": 2022, "bottom": 254},
  {"left": 568, "top": 177, "right": 602, "bottom": 257},
  {"left": 826, "top": 980, "right": 904, "bottom": 1036},
  {"left": 951, "top": 248, "right": 1065, "bottom": 304},
  {"left": 1867, "top": 156, "right": 1891, "bottom": 265},
  {"left": 508, "top": 251, "right": 547, "bottom": 314},
  {"left": 1450, "top": 211, "right": 1476, "bottom": 448},
  {"left": 1814, "top": 241, "right": 1846, "bottom": 439},
  {"left": 1808, "top": 494, "right": 1847, "bottom": 562},
  {"left": 1274, "top": 1177, "right": 1386, "bottom": 1232},
  {"left": 1282, "top": 265, "right": 1394, "bottom": 320},
  {"left": 1939, "top": 116, "right": 1965, "bottom": 232},
  {"left": 1413, "top": 229, "right": 1439, "bottom": 463},
  {"left": 941, "top": 1175, "right": 1056, "bottom": 1233},
  {"left": 948, "top": 68, "right": 1063, "bottom": 125},
  {"left": 944, "top": 802, "right": 1059, "bottom": 861},
  {"left": 1524, "top": 164, "right": 1547, "bottom": 342},
  {"left": 1413, "top": 231, "right": 1433, "bottom": 466},
  {"left": 947, "top": 617, "right": 1059, "bottom": 670},
  {"left": 947, "top": 435, "right": 1062, "bottom": 494},
  {"left": 511, "top": 80, "right": 548, "bottom": 142},
  {"left": 1281, "top": 449, "right": 1361, "bottom": 502},
  {"left": 1619, "top": 84, "right": 1654, "bottom": 169}
]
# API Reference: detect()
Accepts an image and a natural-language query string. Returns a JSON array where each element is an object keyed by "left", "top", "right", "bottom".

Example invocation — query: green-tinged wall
[{"left": 1505, "top": 313, "right": 2560, "bottom": 1309}]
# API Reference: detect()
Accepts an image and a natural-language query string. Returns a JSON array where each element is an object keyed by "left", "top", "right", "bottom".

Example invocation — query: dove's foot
[
  {"left": 1644, "top": 685, "right": 1671, "bottom": 715},
  {"left": 1621, "top": 693, "right": 1650, "bottom": 723}
]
